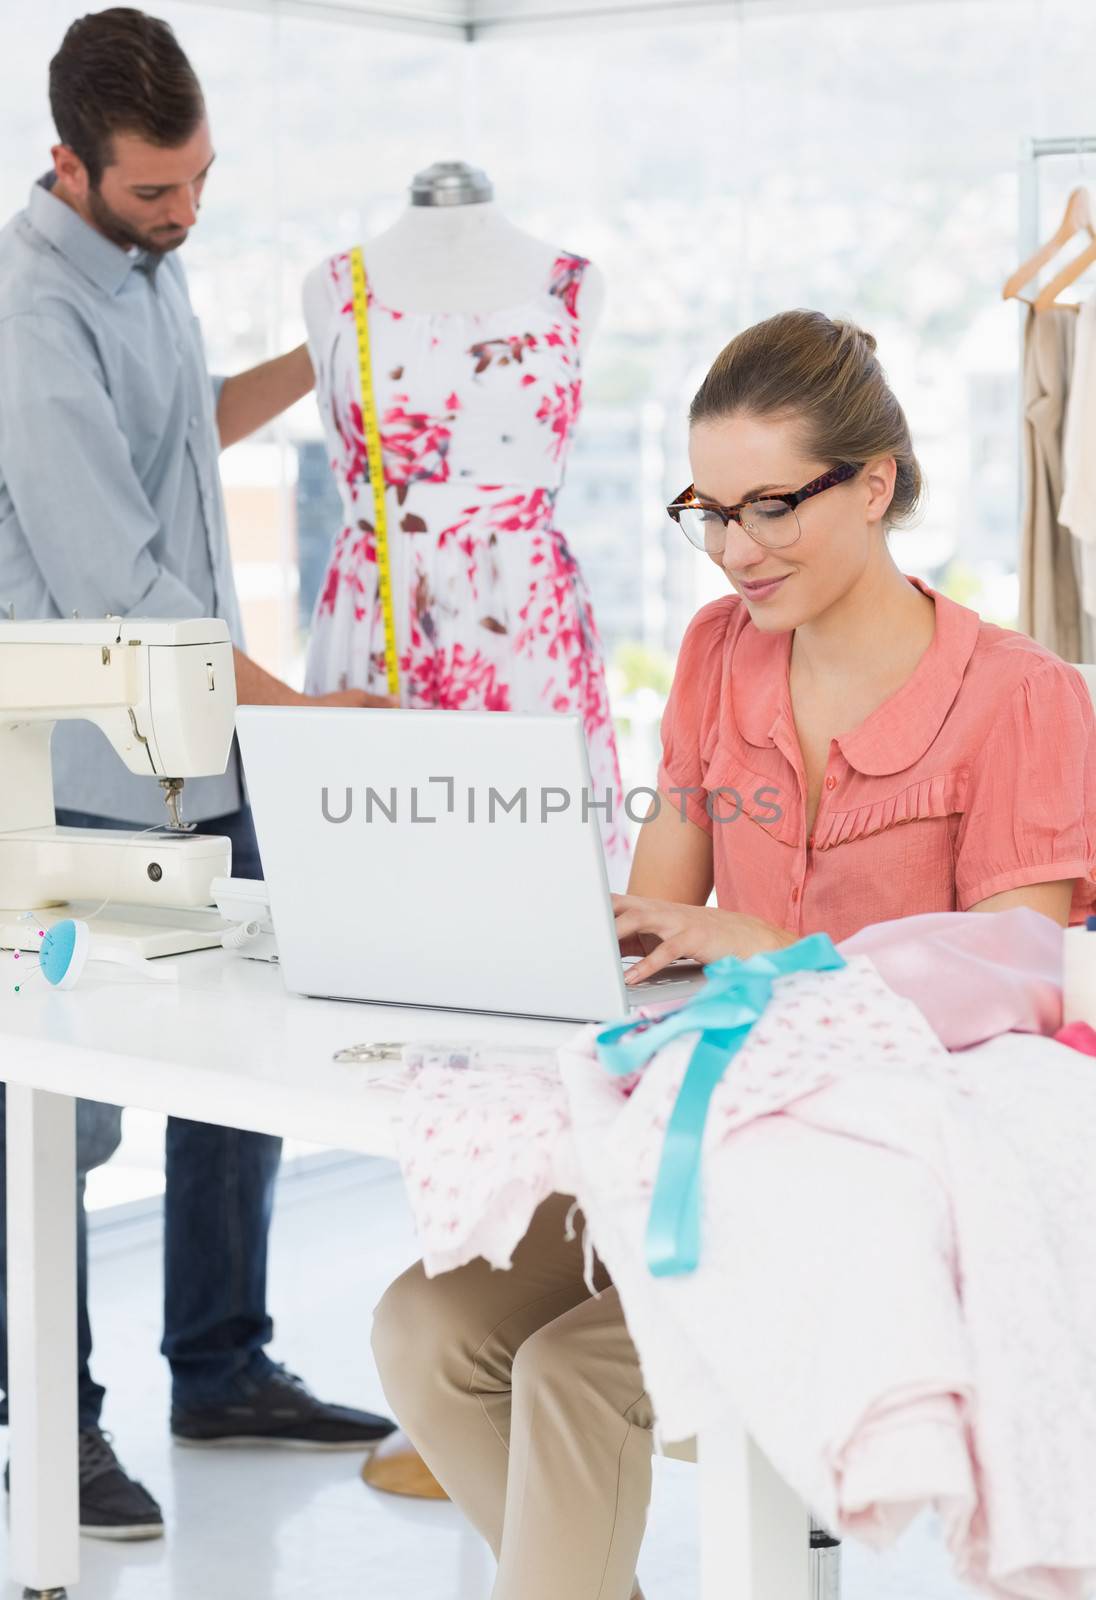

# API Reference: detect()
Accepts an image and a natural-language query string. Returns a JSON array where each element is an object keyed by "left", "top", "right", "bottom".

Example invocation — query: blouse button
[
  {"left": 807, "top": 834, "right": 815, "bottom": 849},
  {"left": 824, "top": 775, "right": 837, "bottom": 790}
]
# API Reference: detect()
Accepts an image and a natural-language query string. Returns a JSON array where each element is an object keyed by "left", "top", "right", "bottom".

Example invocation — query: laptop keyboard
[{"left": 621, "top": 957, "right": 705, "bottom": 988}]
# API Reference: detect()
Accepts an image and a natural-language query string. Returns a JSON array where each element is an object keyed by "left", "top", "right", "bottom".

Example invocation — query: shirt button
[
  {"left": 791, "top": 886, "right": 800, "bottom": 902},
  {"left": 824, "top": 775, "right": 837, "bottom": 790},
  {"left": 189, "top": 416, "right": 199, "bottom": 429},
  {"left": 807, "top": 834, "right": 815, "bottom": 849}
]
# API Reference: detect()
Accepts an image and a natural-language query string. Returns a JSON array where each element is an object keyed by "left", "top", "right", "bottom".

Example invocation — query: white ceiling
[{"left": 186, "top": 0, "right": 962, "bottom": 42}]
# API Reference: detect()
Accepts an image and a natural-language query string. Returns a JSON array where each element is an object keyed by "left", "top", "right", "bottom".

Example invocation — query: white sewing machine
[{"left": 0, "top": 617, "right": 237, "bottom": 958}]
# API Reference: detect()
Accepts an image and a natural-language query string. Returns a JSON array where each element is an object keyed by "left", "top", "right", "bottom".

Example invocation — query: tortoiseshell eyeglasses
[{"left": 666, "top": 463, "right": 861, "bottom": 553}]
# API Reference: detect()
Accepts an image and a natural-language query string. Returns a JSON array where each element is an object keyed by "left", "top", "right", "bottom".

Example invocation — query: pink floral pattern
[{"left": 304, "top": 248, "right": 628, "bottom": 877}]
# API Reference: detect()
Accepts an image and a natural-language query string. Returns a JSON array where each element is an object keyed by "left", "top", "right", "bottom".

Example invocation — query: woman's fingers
[
  {"left": 613, "top": 895, "right": 672, "bottom": 931},
  {"left": 624, "top": 933, "right": 688, "bottom": 986},
  {"left": 614, "top": 907, "right": 675, "bottom": 943},
  {"left": 612, "top": 893, "right": 657, "bottom": 918},
  {"left": 614, "top": 895, "right": 700, "bottom": 979}
]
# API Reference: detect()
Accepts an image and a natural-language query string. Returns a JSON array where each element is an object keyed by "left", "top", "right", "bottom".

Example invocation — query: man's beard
[{"left": 87, "top": 186, "right": 189, "bottom": 255}]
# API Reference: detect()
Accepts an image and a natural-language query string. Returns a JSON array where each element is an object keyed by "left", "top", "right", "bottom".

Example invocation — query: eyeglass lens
[{"left": 676, "top": 500, "right": 801, "bottom": 552}]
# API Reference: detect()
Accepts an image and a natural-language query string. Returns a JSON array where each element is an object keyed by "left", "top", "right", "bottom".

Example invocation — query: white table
[{"left": 0, "top": 947, "right": 808, "bottom": 1600}]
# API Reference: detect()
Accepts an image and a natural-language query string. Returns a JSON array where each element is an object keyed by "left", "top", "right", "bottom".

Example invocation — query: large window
[{"left": 6, "top": 0, "right": 1096, "bottom": 694}]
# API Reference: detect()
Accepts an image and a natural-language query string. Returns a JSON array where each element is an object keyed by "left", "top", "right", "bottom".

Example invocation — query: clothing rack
[
  {"left": 1014, "top": 138, "right": 1096, "bottom": 662},
  {"left": 1018, "top": 137, "right": 1096, "bottom": 264},
  {"left": 1014, "top": 137, "right": 1096, "bottom": 467}
]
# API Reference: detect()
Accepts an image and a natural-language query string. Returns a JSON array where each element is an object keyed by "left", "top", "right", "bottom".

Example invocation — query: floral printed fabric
[{"left": 303, "top": 249, "right": 628, "bottom": 879}]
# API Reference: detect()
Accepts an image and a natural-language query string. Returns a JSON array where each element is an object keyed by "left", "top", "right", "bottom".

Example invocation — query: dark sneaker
[
  {"left": 170, "top": 1367, "right": 397, "bottom": 1452},
  {"left": 5, "top": 1428, "right": 163, "bottom": 1542}
]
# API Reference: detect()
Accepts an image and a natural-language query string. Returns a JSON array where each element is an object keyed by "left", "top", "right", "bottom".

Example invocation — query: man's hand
[
  {"left": 217, "top": 344, "right": 314, "bottom": 449},
  {"left": 232, "top": 648, "right": 396, "bottom": 708},
  {"left": 613, "top": 895, "right": 794, "bottom": 984},
  {"left": 306, "top": 689, "right": 397, "bottom": 709}
]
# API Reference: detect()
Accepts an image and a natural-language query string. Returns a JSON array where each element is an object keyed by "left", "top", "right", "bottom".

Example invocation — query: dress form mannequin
[
  {"left": 303, "top": 160, "right": 605, "bottom": 348},
  {"left": 301, "top": 159, "right": 628, "bottom": 888}
]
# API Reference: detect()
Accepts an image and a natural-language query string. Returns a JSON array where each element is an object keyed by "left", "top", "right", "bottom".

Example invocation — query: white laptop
[{"left": 235, "top": 706, "right": 704, "bottom": 1022}]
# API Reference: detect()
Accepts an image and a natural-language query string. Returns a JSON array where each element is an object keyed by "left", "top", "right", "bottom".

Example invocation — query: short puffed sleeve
[{"left": 954, "top": 658, "right": 1096, "bottom": 921}]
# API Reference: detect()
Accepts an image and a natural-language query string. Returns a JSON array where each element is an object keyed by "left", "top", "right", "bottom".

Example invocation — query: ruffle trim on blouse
[{"left": 811, "top": 769, "right": 968, "bottom": 852}]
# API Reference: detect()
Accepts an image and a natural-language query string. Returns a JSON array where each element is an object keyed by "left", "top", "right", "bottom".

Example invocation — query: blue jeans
[{"left": 0, "top": 806, "right": 282, "bottom": 1428}]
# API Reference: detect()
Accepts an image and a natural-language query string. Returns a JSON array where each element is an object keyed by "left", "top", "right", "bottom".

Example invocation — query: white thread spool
[{"left": 1062, "top": 921, "right": 1096, "bottom": 1026}]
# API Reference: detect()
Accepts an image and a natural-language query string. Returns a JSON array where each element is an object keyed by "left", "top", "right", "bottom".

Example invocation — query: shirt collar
[
  {"left": 28, "top": 175, "right": 142, "bottom": 297},
  {"left": 733, "top": 576, "right": 982, "bottom": 778}
]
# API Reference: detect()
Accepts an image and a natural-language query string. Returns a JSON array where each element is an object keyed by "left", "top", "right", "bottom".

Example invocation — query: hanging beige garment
[
  {"left": 1059, "top": 293, "right": 1096, "bottom": 661},
  {"left": 1019, "top": 306, "right": 1084, "bottom": 660}
]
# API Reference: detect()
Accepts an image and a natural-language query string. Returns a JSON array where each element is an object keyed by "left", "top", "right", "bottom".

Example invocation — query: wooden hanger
[
  {"left": 1034, "top": 212, "right": 1096, "bottom": 311},
  {"left": 1002, "top": 185, "right": 1095, "bottom": 309}
]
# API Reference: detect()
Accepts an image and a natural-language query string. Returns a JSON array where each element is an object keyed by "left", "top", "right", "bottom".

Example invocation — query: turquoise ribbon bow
[{"left": 595, "top": 933, "right": 845, "bottom": 1278}]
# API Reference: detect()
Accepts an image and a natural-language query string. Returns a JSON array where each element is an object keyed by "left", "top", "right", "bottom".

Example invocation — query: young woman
[{"left": 372, "top": 310, "right": 1096, "bottom": 1600}]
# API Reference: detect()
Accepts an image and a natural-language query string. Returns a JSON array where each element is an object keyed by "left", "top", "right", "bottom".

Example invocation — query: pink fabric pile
[{"left": 391, "top": 907, "right": 1096, "bottom": 1599}]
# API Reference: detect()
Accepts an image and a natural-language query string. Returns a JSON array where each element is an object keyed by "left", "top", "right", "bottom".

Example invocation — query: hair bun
[{"left": 836, "top": 320, "right": 876, "bottom": 356}]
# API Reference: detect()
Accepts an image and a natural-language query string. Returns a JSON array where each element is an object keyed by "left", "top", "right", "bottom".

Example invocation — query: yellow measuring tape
[{"left": 349, "top": 246, "right": 400, "bottom": 698}]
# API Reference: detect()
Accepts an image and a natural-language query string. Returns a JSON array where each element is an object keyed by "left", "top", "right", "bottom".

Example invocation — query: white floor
[{"left": 2, "top": 1151, "right": 977, "bottom": 1600}]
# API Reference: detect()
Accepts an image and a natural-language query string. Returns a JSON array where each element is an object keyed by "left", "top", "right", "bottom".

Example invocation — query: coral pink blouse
[{"left": 657, "top": 577, "right": 1096, "bottom": 943}]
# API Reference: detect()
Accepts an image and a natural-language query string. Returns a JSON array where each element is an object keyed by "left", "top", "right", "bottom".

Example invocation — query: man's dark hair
[{"left": 49, "top": 8, "right": 204, "bottom": 186}]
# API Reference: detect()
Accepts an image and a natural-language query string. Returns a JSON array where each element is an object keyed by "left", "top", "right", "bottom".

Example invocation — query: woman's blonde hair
[{"left": 689, "top": 310, "right": 923, "bottom": 528}]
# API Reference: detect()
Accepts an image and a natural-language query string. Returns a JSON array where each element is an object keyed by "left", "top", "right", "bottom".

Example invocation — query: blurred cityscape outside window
[{"left": 6, "top": 0, "right": 1096, "bottom": 806}]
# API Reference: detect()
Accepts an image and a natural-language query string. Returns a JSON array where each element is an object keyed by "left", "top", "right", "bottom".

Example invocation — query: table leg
[
  {"left": 454, "top": 1525, "right": 493, "bottom": 1600},
  {"left": 7, "top": 1086, "right": 78, "bottom": 1599},
  {"left": 698, "top": 1419, "right": 809, "bottom": 1600},
  {"left": 809, "top": 1518, "right": 842, "bottom": 1599}
]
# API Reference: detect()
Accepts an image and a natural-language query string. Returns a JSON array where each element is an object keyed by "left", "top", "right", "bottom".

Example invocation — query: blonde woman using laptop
[{"left": 372, "top": 310, "right": 1096, "bottom": 1600}]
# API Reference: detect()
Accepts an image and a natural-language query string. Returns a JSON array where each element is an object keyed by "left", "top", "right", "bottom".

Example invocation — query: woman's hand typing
[{"left": 613, "top": 895, "right": 795, "bottom": 984}]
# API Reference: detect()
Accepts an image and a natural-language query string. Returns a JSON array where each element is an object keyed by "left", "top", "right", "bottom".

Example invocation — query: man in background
[{"left": 0, "top": 6, "right": 394, "bottom": 1541}]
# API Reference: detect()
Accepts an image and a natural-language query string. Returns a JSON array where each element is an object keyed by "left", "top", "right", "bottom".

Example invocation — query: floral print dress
[{"left": 303, "top": 248, "right": 629, "bottom": 879}]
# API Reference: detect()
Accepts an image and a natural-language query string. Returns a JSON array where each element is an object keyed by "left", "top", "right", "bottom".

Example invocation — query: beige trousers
[{"left": 372, "top": 1193, "right": 654, "bottom": 1600}]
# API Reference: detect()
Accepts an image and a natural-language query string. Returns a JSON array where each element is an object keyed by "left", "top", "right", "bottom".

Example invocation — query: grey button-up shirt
[{"left": 0, "top": 177, "right": 245, "bottom": 824}]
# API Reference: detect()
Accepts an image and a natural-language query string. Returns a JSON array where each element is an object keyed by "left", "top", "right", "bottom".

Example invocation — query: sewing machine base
[{"left": 0, "top": 826, "right": 230, "bottom": 913}]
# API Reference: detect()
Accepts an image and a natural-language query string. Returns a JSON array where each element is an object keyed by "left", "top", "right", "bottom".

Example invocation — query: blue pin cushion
[{"left": 39, "top": 920, "right": 90, "bottom": 989}]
